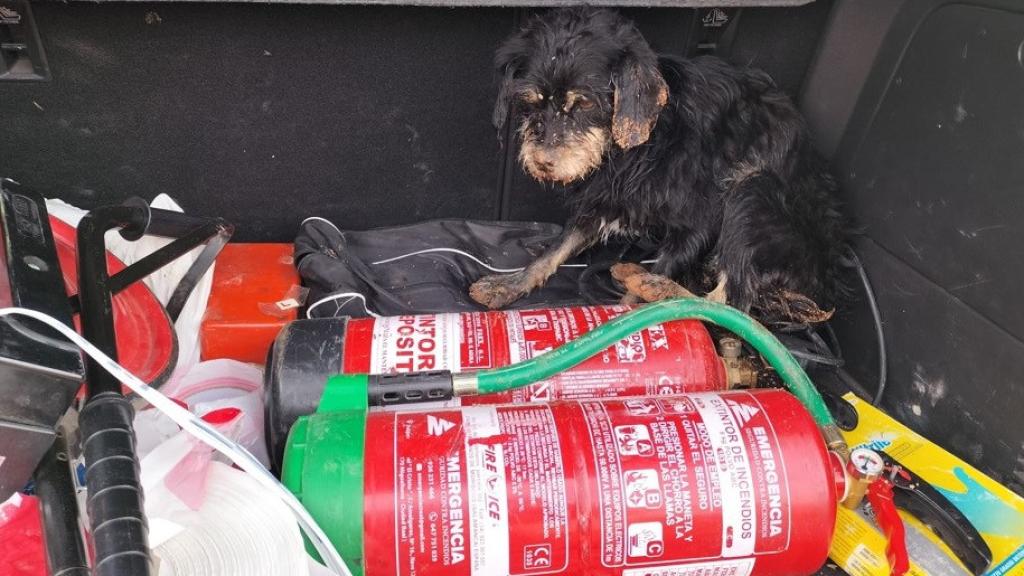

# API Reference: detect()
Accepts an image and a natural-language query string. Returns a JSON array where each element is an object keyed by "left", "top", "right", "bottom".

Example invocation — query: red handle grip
[{"left": 867, "top": 477, "right": 911, "bottom": 576}]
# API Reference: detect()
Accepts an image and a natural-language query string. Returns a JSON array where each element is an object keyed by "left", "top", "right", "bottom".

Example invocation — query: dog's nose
[{"left": 535, "top": 149, "right": 559, "bottom": 171}]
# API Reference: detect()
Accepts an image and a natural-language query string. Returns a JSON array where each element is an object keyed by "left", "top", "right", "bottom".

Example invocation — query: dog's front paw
[
  {"left": 470, "top": 273, "right": 530, "bottom": 309},
  {"left": 773, "top": 290, "right": 835, "bottom": 324},
  {"left": 619, "top": 292, "right": 643, "bottom": 306},
  {"left": 610, "top": 262, "right": 699, "bottom": 302},
  {"left": 610, "top": 262, "right": 648, "bottom": 284}
]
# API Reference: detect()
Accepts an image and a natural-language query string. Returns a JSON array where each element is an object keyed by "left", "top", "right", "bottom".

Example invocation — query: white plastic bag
[{"left": 135, "top": 359, "right": 269, "bottom": 467}]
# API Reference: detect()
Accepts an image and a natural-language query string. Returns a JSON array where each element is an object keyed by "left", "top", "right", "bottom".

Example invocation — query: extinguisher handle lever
[
  {"left": 867, "top": 477, "right": 910, "bottom": 576},
  {"left": 877, "top": 452, "right": 993, "bottom": 575}
]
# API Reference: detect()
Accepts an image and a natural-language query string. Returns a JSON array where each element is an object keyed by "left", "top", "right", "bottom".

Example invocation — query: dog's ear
[
  {"left": 493, "top": 64, "right": 518, "bottom": 134},
  {"left": 611, "top": 45, "right": 669, "bottom": 150},
  {"left": 493, "top": 34, "right": 530, "bottom": 135}
]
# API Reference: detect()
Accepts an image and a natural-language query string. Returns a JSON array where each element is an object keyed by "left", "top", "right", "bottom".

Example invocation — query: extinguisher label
[
  {"left": 621, "top": 558, "right": 754, "bottom": 576},
  {"left": 463, "top": 407, "right": 511, "bottom": 575},
  {"left": 346, "top": 305, "right": 724, "bottom": 406},
  {"left": 393, "top": 410, "right": 472, "bottom": 573},
  {"left": 500, "top": 305, "right": 720, "bottom": 403},
  {"left": 582, "top": 393, "right": 791, "bottom": 568},
  {"left": 391, "top": 405, "right": 570, "bottom": 576},
  {"left": 460, "top": 309, "right": 495, "bottom": 370},
  {"left": 368, "top": 313, "right": 462, "bottom": 373}
]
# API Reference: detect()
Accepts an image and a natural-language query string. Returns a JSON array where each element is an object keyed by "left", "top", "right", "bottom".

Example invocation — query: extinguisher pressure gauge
[{"left": 841, "top": 448, "right": 885, "bottom": 508}]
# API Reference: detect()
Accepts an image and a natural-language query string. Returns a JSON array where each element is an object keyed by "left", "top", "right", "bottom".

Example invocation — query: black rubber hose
[{"left": 850, "top": 251, "right": 888, "bottom": 406}]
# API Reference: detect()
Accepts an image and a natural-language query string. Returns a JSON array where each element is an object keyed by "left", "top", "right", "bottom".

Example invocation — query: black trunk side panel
[{"left": 822, "top": 0, "right": 1024, "bottom": 493}]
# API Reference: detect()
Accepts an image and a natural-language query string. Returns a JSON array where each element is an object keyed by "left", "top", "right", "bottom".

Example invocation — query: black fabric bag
[
  {"left": 294, "top": 217, "right": 657, "bottom": 318},
  {"left": 292, "top": 217, "right": 846, "bottom": 376}
]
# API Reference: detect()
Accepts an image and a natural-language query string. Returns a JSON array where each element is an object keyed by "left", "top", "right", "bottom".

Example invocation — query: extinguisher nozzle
[
  {"left": 366, "top": 371, "right": 456, "bottom": 408},
  {"left": 823, "top": 425, "right": 850, "bottom": 462}
]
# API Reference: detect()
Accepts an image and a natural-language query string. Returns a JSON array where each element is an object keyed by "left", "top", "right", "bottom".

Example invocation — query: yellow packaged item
[{"left": 830, "top": 393, "right": 1024, "bottom": 576}]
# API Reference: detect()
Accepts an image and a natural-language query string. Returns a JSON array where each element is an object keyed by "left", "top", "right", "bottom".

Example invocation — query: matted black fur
[{"left": 473, "top": 7, "right": 852, "bottom": 321}]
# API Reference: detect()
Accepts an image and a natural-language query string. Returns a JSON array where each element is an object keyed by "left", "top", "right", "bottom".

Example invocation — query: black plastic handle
[
  {"left": 80, "top": 394, "right": 151, "bottom": 575},
  {"left": 77, "top": 205, "right": 153, "bottom": 576},
  {"left": 882, "top": 452, "right": 993, "bottom": 575}
]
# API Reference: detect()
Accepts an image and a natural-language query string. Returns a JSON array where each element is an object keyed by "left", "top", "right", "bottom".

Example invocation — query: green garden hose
[{"left": 469, "top": 298, "right": 848, "bottom": 456}]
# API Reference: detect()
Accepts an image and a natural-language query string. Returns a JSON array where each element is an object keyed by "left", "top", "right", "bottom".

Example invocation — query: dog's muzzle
[{"left": 519, "top": 127, "right": 611, "bottom": 184}]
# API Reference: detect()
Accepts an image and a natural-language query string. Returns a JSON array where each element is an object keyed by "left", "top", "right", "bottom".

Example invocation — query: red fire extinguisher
[
  {"left": 283, "top": 389, "right": 844, "bottom": 576},
  {"left": 267, "top": 305, "right": 755, "bottom": 468}
]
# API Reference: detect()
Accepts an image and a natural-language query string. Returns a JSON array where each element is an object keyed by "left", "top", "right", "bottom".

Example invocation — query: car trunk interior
[{"left": 1, "top": 0, "right": 1022, "bottom": 571}]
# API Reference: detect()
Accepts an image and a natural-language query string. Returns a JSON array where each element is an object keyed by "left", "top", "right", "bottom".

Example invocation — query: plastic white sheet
[{"left": 144, "top": 459, "right": 310, "bottom": 576}]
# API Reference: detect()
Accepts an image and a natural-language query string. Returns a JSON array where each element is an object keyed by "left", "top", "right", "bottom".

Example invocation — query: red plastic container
[{"left": 201, "top": 243, "right": 300, "bottom": 364}]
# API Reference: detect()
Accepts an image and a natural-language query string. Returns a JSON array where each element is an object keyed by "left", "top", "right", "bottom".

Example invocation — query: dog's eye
[
  {"left": 576, "top": 97, "right": 596, "bottom": 111},
  {"left": 518, "top": 91, "right": 544, "bottom": 105}
]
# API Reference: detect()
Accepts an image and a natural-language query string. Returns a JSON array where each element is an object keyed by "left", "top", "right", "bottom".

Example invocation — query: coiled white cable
[
  {"left": 370, "top": 247, "right": 658, "bottom": 272},
  {"left": 370, "top": 248, "right": 528, "bottom": 273},
  {"left": 0, "top": 307, "right": 351, "bottom": 576}
]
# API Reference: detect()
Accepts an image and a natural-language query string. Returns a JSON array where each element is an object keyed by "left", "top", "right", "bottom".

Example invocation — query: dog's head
[{"left": 493, "top": 8, "right": 669, "bottom": 184}]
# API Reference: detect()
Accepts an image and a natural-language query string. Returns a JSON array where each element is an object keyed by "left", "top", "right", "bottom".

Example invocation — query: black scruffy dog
[{"left": 469, "top": 7, "right": 852, "bottom": 323}]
